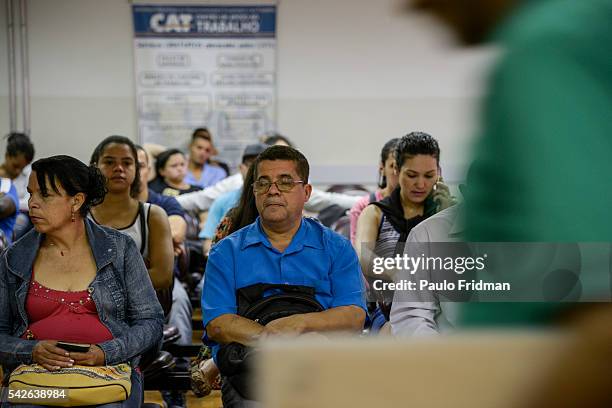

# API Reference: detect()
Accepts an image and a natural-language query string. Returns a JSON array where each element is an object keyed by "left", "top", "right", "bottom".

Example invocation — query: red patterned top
[{"left": 22, "top": 272, "right": 113, "bottom": 344}]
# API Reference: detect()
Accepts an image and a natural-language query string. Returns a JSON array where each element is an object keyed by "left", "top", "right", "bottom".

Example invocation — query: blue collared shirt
[
  {"left": 202, "top": 217, "right": 366, "bottom": 358},
  {"left": 184, "top": 163, "right": 227, "bottom": 189}
]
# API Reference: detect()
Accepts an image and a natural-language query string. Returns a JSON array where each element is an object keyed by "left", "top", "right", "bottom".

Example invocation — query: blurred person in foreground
[
  {"left": 411, "top": 0, "right": 612, "bottom": 406},
  {"left": 411, "top": 0, "right": 612, "bottom": 319}
]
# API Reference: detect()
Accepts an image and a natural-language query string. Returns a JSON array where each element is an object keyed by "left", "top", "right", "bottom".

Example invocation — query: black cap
[{"left": 242, "top": 143, "right": 268, "bottom": 162}]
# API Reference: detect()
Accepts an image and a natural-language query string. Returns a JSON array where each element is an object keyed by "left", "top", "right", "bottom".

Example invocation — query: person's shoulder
[
  {"left": 148, "top": 178, "right": 165, "bottom": 193},
  {"left": 409, "top": 204, "right": 459, "bottom": 241},
  {"left": 207, "top": 162, "right": 228, "bottom": 174},
  {"left": 213, "top": 189, "right": 236, "bottom": 205},
  {"left": 361, "top": 201, "right": 382, "bottom": 220},
  {"left": 209, "top": 222, "right": 253, "bottom": 257},
  {"left": 185, "top": 185, "right": 203, "bottom": 193},
  {"left": 147, "top": 203, "right": 172, "bottom": 224},
  {"left": 498, "top": 0, "right": 608, "bottom": 54},
  {"left": 304, "top": 217, "right": 351, "bottom": 250},
  {"left": 87, "top": 218, "right": 131, "bottom": 246},
  {"left": 149, "top": 192, "right": 184, "bottom": 217},
  {"left": 349, "top": 194, "right": 370, "bottom": 214}
]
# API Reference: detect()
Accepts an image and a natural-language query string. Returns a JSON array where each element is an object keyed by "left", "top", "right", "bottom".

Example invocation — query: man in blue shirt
[{"left": 202, "top": 145, "right": 366, "bottom": 406}]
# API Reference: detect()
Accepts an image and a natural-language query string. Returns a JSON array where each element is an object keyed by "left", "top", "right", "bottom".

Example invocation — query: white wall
[{"left": 0, "top": 0, "right": 496, "bottom": 184}]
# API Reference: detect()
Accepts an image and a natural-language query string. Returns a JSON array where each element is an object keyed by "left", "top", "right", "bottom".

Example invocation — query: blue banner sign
[{"left": 133, "top": 5, "right": 276, "bottom": 38}]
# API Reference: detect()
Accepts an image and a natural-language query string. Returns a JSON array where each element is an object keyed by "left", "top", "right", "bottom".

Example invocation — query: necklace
[{"left": 46, "top": 242, "right": 69, "bottom": 257}]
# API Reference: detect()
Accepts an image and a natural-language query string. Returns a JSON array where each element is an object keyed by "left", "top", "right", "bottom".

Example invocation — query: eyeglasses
[{"left": 252, "top": 177, "right": 304, "bottom": 194}]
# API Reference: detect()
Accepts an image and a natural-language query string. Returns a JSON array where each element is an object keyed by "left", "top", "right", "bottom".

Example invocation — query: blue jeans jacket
[{"left": 0, "top": 217, "right": 164, "bottom": 376}]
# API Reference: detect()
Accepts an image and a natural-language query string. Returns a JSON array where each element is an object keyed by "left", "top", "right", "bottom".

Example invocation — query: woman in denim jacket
[{"left": 0, "top": 155, "right": 164, "bottom": 407}]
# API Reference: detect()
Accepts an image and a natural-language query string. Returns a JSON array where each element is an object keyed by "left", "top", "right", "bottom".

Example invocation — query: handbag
[{"left": 8, "top": 363, "right": 132, "bottom": 406}]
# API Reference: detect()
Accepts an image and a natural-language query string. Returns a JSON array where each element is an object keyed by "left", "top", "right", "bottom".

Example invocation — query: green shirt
[{"left": 462, "top": 0, "right": 612, "bottom": 325}]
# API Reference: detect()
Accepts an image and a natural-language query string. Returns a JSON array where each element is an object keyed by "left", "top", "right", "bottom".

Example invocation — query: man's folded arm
[{"left": 206, "top": 314, "right": 264, "bottom": 346}]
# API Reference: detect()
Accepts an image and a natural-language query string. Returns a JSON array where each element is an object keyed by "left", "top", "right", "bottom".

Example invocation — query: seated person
[
  {"left": 135, "top": 145, "right": 187, "bottom": 256},
  {"left": 349, "top": 138, "right": 399, "bottom": 245},
  {"left": 0, "top": 132, "right": 35, "bottom": 239},
  {"left": 135, "top": 146, "right": 192, "bottom": 408},
  {"left": 390, "top": 204, "right": 462, "bottom": 336},
  {"left": 199, "top": 143, "right": 268, "bottom": 255},
  {"left": 202, "top": 145, "right": 366, "bottom": 406},
  {"left": 0, "top": 155, "right": 164, "bottom": 406},
  {"left": 0, "top": 176, "right": 19, "bottom": 245},
  {"left": 149, "top": 148, "right": 202, "bottom": 197},
  {"left": 89, "top": 136, "right": 173, "bottom": 295},
  {"left": 185, "top": 128, "right": 227, "bottom": 189},
  {"left": 355, "top": 132, "right": 454, "bottom": 333}
]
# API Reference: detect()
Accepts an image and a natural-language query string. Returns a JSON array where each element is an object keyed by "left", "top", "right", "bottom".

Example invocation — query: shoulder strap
[
  {"left": 138, "top": 202, "right": 146, "bottom": 255},
  {"left": 369, "top": 191, "right": 377, "bottom": 203}
]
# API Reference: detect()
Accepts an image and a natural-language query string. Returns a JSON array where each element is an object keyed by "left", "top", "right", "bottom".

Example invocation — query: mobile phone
[{"left": 56, "top": 341, "right": 91, "bottom": 353}]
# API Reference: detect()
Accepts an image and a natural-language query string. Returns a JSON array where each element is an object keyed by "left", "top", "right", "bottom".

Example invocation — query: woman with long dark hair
[{"left": 355, "top": 132, "right": 454, "bottom": 332}]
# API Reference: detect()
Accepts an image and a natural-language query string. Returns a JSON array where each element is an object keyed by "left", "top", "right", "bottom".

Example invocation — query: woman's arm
[
  {"left": 0, "top": 262, "right": 37, "bottom": 367},
  {"left": 146, "top": 204, "right": 174, "bottom": 289},
  {"left": 97, "top": 237, "right": 165, "bottom": 365},
  {"left": 354, "top": 204, "right": 382, "bottom": 278}
]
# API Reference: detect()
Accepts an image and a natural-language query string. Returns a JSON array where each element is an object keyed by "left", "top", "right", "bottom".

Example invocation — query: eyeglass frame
[{"left": 252, "top": 177, "right": 305, "bottom": 194}]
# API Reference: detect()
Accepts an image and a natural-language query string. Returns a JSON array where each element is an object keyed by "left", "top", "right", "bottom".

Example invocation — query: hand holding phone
[{"left": 56, "top": 341, "right": 91, "bottom": 353}]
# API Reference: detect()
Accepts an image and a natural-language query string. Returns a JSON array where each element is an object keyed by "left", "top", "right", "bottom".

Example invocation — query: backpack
[{"left": 217, "top": 283, "right": 324, "bottom": 399}]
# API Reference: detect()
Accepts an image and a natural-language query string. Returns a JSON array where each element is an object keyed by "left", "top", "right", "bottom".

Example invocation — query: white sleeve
[
  {"left": 305, "top": 189, "right": 362, "bottom": 212},
  {"left": 390, "top": 228, "right": 441, "bottom": 337},
  {"left": 14, "top": 166, "right": 31, "bottom": 211},
  {"left": 177, "top": 173, "right": 243, "bottom": 212}
]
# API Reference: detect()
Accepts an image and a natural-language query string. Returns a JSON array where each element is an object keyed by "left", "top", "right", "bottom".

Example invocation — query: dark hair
[
  {"left": 395, "top": 132, "right": 440, "bottom": 170},
  {"left": 155, "top": 148, "right": 185, "bottom": 178},
  {"left": 31, "top": 155, "right": 107, "bottom": 216},
  {"left": 262, "top": 133, "right": 294, "bottom": 147},
  {"left": 191, "top": 127, "right": 211, "bottom": 143},
  {"left": 5, "top": 132, "right": 35, "bottom": 162},
  {"left": 253, "top": 145, "right": 309, "bottom": 183},
  {"left": 90, "top": 135, "right": 141, "bottom": 197},
  {"left": 379, "top": 138, "right": 400, "bottom": 188},
  {"left": 224, "top": 162, "right": 258, "bottom": 236},
  {"left": 134, "top": 144, "right": 146, "bottom": 161}
]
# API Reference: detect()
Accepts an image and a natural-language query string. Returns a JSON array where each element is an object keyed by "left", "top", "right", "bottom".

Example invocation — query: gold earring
[{"left": 71, "top": 210, "right": 76, "bottom": 222}]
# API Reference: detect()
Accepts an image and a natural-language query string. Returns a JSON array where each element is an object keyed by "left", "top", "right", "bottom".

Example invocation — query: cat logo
[{"left": 150, "top": 13, "right": 193, "bottom": 33}]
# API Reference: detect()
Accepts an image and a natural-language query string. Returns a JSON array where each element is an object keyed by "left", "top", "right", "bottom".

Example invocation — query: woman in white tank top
[{"left": 89, "top": 136, "right": 174, "bottom": 291}]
